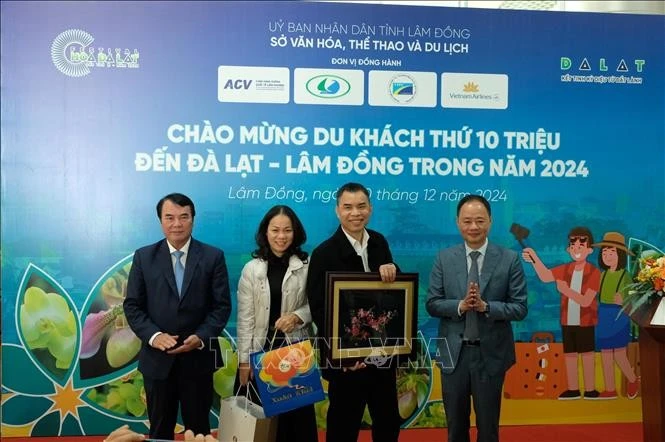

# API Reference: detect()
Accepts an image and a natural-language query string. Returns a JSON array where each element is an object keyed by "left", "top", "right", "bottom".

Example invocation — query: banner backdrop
[{"left": 1, "top": 0, "right": 663, "bottom": 437}]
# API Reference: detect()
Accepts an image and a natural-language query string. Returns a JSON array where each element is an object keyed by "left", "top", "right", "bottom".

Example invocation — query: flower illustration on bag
[
  {"left": 257, "top": 341, "right": 316, "bottom": 387},
  {"left": 343, "top": 307, "right": 397, "bottom": 345}
]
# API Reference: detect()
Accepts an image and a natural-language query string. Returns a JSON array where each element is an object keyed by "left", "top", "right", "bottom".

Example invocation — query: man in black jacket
[{"left": 306, "top": 182, "right": 400, "bottom": 442}]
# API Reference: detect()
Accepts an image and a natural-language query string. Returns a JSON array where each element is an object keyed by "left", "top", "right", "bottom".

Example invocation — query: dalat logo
[
  {"left": 51, "top": 29, "right": 140, "bottom": 78},
  {"left": 224, "top": 79, "right": 253, "bottom": 90},
  {"left": 305, "top": 75, "right": 351, "bottom": 99},
  {"left": 463, "top": 82, "right": 479, "bottom": 92},
  {"left": 560, "top": 57, "right": 646, "bottom": 73}
]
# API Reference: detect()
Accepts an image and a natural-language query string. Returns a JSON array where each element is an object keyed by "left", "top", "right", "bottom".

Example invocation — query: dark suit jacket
[
  {"left": 124, "top": 238, "right": 231, "bottom": 380},
  {"left": 425, "top": 242, "right": 527, "bottom": 376},
  {"left": 306, "top": 226, "right": 397, "bottom": 377}
]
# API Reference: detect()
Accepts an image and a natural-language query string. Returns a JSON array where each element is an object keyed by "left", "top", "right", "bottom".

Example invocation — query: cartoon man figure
[{"left": 523, "top": 227, "right": 601, "bottom": 400}]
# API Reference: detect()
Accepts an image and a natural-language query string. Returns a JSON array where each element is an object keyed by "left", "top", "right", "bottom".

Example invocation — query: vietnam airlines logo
[
  {"left": 304, "top": 75, "right": 351, "bottom": 99},
  {"left": 463, "top": 82, "right": 479, "bottom": 92}
]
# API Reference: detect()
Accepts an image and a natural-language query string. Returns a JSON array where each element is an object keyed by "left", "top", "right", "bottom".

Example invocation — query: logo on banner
[
  {"left": 389, "top": 74, "right": 415, "bottom": 103},
  {"left": 463, "top": 82, "right": 479, "bottom": 92},
  {"left": 218, "top": 66, "right": 289, "bottom": 103},
  {"left": 368, "top": 70, "right": 436, "bottom": 108},
  {"left": 305, "top": 75, "right": 351, "bottom": 99},
  {"left": 559, "top": 57, "right": 645, "bottom": 85},
  {"left": 294, "top": 68, "right": 363, "bottom": 105},
  {"left": 441, "top": 73, "right": 508, "bottom": 109},
  {"left": 51, "top": 29, "right": 140, "bottom": 78},
  {"left": 560, "top": 57, "right": 645, "bottom": 73}
]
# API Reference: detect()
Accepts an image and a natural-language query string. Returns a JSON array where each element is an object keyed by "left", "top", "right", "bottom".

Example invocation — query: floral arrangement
[
  {"left": 344, "top": 307, "right": 397, "bottom": 344},
  {"left": 622, "top": 253, "right": 665, "bottom": 315}
]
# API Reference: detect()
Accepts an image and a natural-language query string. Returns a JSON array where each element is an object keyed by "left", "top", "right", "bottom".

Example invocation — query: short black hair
[
  {"left": 336, "top": 182, "right": 370, "bottom": 205},
  {"left": 456, "top": 194, "right": 491, "bottom": 217},
  {"left": 253, "top": 205, "right": 308, "bottom": 262},
  {"left": 156, "top": 193, "right": 196, "bottom": 219}
]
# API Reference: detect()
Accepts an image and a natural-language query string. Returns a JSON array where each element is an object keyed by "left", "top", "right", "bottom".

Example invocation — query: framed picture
[{"left": 324, "top": 272, "right": 418, "bottom": 366}]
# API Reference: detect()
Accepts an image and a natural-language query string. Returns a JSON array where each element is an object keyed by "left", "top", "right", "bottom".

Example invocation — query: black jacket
[{"left": 306, "top": 226, "right": 398, "bottom": 377}]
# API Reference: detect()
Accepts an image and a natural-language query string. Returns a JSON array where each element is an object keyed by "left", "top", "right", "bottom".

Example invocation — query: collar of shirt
[
  {"left": 341, "top": 227, "right": 371, "bottom": 271},
  {"left": 341, "top": 227, "right": 369, "bottom": 252},
  {"left": 464, "top": 239, "right": 488, "bottom": 271},
  {"left": 167, "top": 237, "right": 192, "bottom": 265}
]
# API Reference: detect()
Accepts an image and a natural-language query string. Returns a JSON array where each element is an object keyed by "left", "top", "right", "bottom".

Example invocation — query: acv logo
[
  {"left": 305, "top": 75, "right": 351, "bottom": 99},
  {"left": 51, "top": 29, "right": 95, "bottom": 77},
  {"left": 223, "top": 79, "right": 253, "bottom": 90}
]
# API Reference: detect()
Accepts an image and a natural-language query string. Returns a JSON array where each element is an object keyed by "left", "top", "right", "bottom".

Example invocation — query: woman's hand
[
  {"left": 239, "top": 362, "right": 252, "bottom": 385},
  {"left": 274, "top": 313, "right": 302, "bottom": 333},
  {"left": 614, "top": 292, "right": 623, "bottom": 305},
  {"left": 104, "top": 425, "right": 145, "bottom": 442}
]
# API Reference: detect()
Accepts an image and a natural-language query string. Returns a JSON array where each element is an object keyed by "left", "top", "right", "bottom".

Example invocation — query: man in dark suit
[
  {"left": 124, "top": 193, "right": 231, "bottom": 440},
  {"left": 426, "top": 194, "right": 527, "bottom": 442},
  {"left": 306, "top": 182, "right": 401, "bottom": 442}
]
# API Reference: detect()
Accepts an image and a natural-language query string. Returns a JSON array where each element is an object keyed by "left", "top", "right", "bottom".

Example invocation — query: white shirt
[
  {"left": 567, "top": 269, "right": 583, "bottom": 326},
  {"left": 167, "top": 237, "right": 191, "bottom": 272},
  {"left": 341, "top": 227, "right": 370, "bottom": 272},
  {"left": 464, "top": 239, "right": 488, "bottom": 277}
]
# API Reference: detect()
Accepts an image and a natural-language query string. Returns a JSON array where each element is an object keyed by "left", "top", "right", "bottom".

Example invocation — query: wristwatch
[{"left": 484, "top": 301, "right": 490, "bottom": 315}]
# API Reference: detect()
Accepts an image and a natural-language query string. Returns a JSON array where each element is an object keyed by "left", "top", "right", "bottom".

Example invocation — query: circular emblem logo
[
  {"left": 305, "top": 75, "right": 351, "bottom": 99},
  {"left": 389, "top": 74, "right": 416, "bottom": 104},
  {"left": 51, "top": 29, "right": 94, "bottom": 77}
]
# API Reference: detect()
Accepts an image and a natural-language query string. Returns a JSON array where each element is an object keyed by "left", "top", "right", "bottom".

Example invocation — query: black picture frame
[{"left": 324, "top": 272, "right": 418, "bottom": 366}]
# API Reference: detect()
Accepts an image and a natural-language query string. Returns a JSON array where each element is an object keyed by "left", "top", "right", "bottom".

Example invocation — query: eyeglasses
[{"left": 569, "top": 236, "right": 589, "bottom": 244}]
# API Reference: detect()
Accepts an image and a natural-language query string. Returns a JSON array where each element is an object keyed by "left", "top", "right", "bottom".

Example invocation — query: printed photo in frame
[{"left": 324, "top": 272, "right": 418, "bottom": 366}]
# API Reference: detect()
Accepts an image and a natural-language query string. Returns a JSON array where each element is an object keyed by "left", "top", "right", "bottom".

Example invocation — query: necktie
[
  {"left": 464, "top": 251, "right": 481, "bottom": 341},
  {"left": 173, "top": 250, "right": 185, "bottom": 296}
]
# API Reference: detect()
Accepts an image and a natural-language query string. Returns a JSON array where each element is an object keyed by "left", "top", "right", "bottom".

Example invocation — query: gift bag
[
  {"left": 250, "top": 338, "right": 325, "bottom": 417},
  {"left": 218, "top": 394, "right": 277, "bottom": 442},
  {"left": 504, "top": 332, "right": 566, "bottom": 399}
]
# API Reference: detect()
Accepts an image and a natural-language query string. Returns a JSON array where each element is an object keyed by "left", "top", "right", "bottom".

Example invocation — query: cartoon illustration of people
[
  {"left": 592, "top": 232, "right": 640, "bottom": 399},
  {"left": 523, "top": 227, "right": 601, "bottom": 400}
]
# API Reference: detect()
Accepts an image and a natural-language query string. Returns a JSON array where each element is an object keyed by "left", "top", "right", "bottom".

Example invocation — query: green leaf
[
  {"left": 1, "top": 344, "right": 55, "bottom": 395},
  {"left": 1, "top": 394, "right": 53, "bottom": 425},
  {"left": 416, "top": 381, "right": 428, "bottom": 406},
  {"left": 117, "top": 383, "right": 138, "bottom": 400},
  {"left": 126, "top": 397, "right": 147, "bottom": 417},
  {"left": 31, "top": 411, "right": 61, "bottom": 437}
]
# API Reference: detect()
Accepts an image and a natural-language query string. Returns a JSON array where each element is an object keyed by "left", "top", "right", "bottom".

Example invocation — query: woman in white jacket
[{"left": 235, "top": 205, "right": 318, "bottom": 442}]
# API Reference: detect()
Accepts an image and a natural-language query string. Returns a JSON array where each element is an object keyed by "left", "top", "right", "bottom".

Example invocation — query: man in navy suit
[
  {"left": 426, "top": 194, "right": 527, "bottom": 442},
  {"left": 124, "top": 193, "right": 231, "bottom": 440}
]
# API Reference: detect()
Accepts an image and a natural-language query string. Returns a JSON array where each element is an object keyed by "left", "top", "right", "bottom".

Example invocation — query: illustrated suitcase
[{"left": 503, "top": 332, "right": 566, "bottom": 399}]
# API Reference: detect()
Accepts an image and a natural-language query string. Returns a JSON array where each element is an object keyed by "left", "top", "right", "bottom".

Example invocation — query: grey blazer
[{"left": 425, "top": 242, "right": 527, "bottom": 375}]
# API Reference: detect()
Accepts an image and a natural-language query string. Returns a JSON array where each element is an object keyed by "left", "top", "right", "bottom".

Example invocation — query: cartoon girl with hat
[{"left": 592, "top": 232, "right": 640, "bottom": 399}]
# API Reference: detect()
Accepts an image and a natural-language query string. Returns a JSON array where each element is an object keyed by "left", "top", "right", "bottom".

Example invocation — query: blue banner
[{"left": 1, "top": 0, "right": 662, "bottom": 436}]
